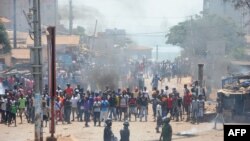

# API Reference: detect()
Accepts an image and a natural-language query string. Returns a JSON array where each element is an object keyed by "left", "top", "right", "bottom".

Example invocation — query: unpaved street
[{"left": 0, "top": 77, "right": 223, "bottom": 141}]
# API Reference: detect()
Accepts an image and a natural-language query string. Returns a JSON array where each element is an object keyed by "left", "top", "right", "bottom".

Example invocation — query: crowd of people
[
  {"left": 0, "top": 56, "right": 204, "bottom": 141},
  {"left": 0, "top": 75, "right": 206, "bottom": 127}
]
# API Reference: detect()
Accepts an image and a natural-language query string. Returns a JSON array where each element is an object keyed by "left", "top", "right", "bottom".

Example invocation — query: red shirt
[
  {"left": 184, "top": 94, "right": 192, "bottom": 106},
  {"left": 128, "top": 98, "right": 137, "bottom": 106},
  {"left": 65, "top": 87, "right": 73, "bottom": 97},
  {"left": 167, "top": 98, "right": 173, "bottom": 108}
]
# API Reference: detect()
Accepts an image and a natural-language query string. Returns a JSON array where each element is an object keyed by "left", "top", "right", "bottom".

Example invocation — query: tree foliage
[
  {"left": 166, "top": 14, "right": 246, "bottom": 58},
  {"left": 0, "top": 22, "right": 11, "bottom": 53},
  {"left": 72, "top": 26, "right": 86, "bottom": 36},
  {"left": 224, "top": 0, "right": 250, "bottom": 9}
]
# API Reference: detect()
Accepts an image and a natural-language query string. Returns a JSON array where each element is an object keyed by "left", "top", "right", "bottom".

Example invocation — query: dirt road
[{"left": 0, "top": 77, "right": 223, "bottom": 141}]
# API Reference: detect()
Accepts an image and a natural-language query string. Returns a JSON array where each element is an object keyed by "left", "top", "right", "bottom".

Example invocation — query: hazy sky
[{"left": 59, "top": 0, "right": 203, "bottom": 46}]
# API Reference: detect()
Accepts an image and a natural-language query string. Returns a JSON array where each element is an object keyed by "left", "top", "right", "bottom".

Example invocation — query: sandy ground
[{"left": 0, "top": 77, "right": 224, "bottom": 141}]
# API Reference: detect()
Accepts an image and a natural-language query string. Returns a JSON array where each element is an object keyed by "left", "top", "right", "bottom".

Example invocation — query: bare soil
[{"left": 0, "top": 77, "right": 224, "bottom": 141}]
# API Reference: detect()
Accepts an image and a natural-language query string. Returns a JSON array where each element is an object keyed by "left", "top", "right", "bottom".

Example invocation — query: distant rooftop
[{"left": 26, "top": 35, "right": 80, "bottom": 46}]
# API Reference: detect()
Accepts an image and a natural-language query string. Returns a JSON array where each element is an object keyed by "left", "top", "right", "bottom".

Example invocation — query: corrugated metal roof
[
  {"left": 231, "top": 60, "right": 250, "bottom": 66},
  {"left": 7, "top": 31, "right": 29, "bottom": 40}
]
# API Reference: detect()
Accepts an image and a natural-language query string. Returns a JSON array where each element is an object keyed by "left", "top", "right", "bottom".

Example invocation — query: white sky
[{"left": 59, "top": 0, "right": 203, "bottom": 46}]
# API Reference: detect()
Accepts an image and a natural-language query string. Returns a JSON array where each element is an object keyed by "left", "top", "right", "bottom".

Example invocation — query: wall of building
[{"left": 0, "top": 53, "right": 12, "bottom": 66}]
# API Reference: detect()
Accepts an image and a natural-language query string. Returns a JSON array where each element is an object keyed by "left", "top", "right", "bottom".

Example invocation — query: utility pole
[
  {"left": 93, "top": 19, "right": 98, "bottom": 37},
  {"left": 46, "top": 26, "right": 57, "bottom": 141},
  {"left": 91, "top": 20, "right": 98, "bottom": 50},
  {"left": 69, "top": 0, "right": 73, "bottom": 34},
  {"left": 55, "top": 0, "right": 58, "bottom": 27},
  {"left": 31, "top": 0, "right": 43, "bottom": 141},
  {"left": 13, "top": 0, "right": 17, "bottom": 48}
]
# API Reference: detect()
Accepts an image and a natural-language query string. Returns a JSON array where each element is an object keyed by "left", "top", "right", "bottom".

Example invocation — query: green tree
[
  {"left": 224, "top": 0, "right": 250, "bottom": 9},
  {"left": 166, "top": 14, "right": 246, "bottom": 59},
  {"left": 72, "top": 26, "right": 85, "bottom": 36},
  {"left": 0, "top": 22, "right": 11, "bottom": 53}
]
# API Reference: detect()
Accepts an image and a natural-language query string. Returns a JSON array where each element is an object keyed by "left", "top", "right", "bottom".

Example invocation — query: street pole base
[{"left": 46, "top": 136, "right": 57, "bottom": 141}]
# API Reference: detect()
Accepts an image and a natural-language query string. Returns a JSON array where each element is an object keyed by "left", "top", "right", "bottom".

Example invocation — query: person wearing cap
[
  {"left": 104, "top": 118, "right": 115, "bottom": 141},
  {"left": 120, "top": 121, "right": 130, "bottom": 141},
  {"left": 160, "top": 117, "right": 172, "bottom": 141}
]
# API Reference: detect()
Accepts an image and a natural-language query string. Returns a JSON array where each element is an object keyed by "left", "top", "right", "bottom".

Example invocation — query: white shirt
[
  {"left": 191, "top": 100, "right": 199, "bottom": 110},
  {"left": 142, "top": 90, "right": 149, "bottom": 98},
  {"left": 71, "top": 97, "right": 79, "bottom": 108},
  {"left": 156, "top": 104, "right": 162, "bottom": 117},
  {"left": 0, "top": 98, "right": 6, "bottom": 110},
  {"left": 163, "top": 89, "right": 168, "bottom": 96}
]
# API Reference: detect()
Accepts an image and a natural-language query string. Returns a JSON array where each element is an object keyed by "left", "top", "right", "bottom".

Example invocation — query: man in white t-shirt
[
  {"left": 71, "top": 94, "right": 79, "bottom": 121},
  {"left": 0, "top": 96, "right": 7, "bottom": 123},
  {"left": 163, "top": 86, "right": 169, "bottom": 96}
]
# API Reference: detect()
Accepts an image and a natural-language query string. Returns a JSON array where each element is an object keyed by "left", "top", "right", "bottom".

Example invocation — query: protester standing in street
[
  {"left": 151, "top": 74, "right": 161, "bottom": 90},
  {"left": 18, "top": 94, "right": 26, "bottom": 124},
  {"left": 65, "top": 83, "right": 73, "bottom": 98},
  {"left": 119, "top": 90, "right": 128, "bottom": 121},
  {"left": 71, "top": 94, "right": 79, "bottom": 121},
  {"left": 108, "top": 92, "right": 117, "bottom": 121},
  {"left": 139, "top": 93, "right": 148, "bottom": 122},
  {"left": 128, "top": 93, "right": 137, "bottom": 121},
  {"left": 64, "top": 96, "right": 72, "bottom": 124},
  {"left": 183, "top": 85, "right": 192, "bottom": 121},
  {"left": 213, "top": 97, "right": 224, "bottom": 129},
  {"left": 101, "top": 97, "right": 109, "bottom": 124},
  {"left": 191, "top": 96, "right": 199, "bottom": 124},
  {"left": 8, "top": 99, "right": 17, "bottom": 127},
  {"left": 93, "top": 97, "right": 101, "bottom": 126},
  {"left": 84, "top": 96, "right": 91, "bottom": 127}
]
